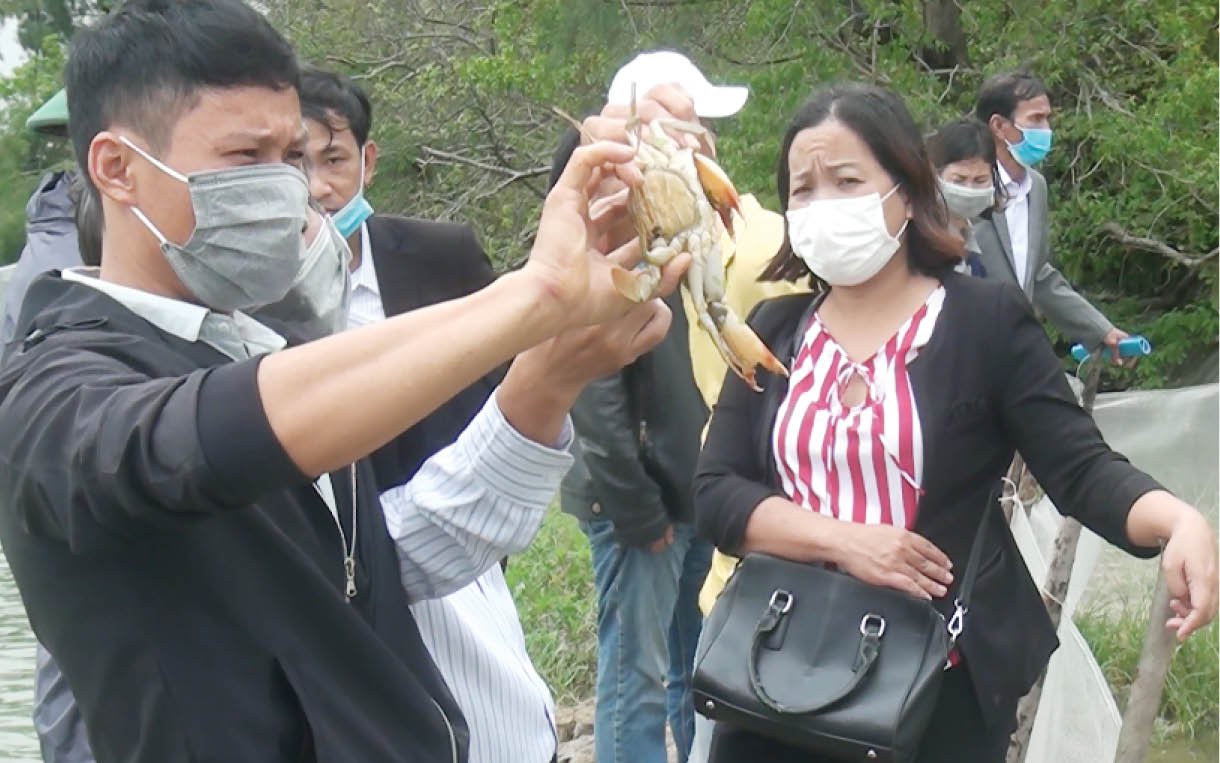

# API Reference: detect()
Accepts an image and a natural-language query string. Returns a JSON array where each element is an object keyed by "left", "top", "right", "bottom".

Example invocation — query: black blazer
[
  {"left": 694, "top": 271, "right": 1161, "bottom": 728},
  {"left": 365, "top": 214, "right": 505, "bottom": 490}
]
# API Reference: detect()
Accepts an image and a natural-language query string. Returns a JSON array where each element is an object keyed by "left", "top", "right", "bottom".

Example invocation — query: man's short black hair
[
  {"left": 299, "top": 65, "right": 373, "bottom": 147},
  {"left": 974, "top": 71, "right": 1049, "bottom": 124},
  {"left": 66, "top": 0, "right": 300, "bottom": 184}
]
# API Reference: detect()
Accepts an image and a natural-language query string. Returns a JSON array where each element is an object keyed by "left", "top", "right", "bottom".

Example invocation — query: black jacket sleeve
[
  {"left": 569, "top": 371, "right": 671, "bottom": 548},
  {"left": 991, "top": 285, "right": 1162, "bottom": 557},
  {"left": 693, "top": 303, "right": 787, "bottom": 554},
  {"left": 0, "top": 344, "right": 304, "bottom": 552}
]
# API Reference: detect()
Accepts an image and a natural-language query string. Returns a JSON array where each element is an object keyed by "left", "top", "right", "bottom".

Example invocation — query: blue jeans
[{"left": 581, "top": 518, "right": 713, "bottom": 763}]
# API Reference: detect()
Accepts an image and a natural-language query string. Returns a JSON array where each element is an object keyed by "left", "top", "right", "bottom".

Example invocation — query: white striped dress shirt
[
  {"left": 346, "top": 234, "right": 569, "bottom": 761},
  {"left": 412, "top": 565, "right": 558, "bottom": 763},
  {"left": 380, "top": 394, "right": 573, "bottom": 602}
]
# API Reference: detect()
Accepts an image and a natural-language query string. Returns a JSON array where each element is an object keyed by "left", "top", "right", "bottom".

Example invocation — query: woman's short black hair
[
  {"left": 761, "top": 82, "right": 964, "bottom": 285},
  {"left": 66, "top": 0, "right": 300, "bottom": 188},
  {"left": 927, "top": 118, "right": 995, "bottom": 171},
  {"left": 927, "top": 118, "right": 1005, "bottom": 212}
]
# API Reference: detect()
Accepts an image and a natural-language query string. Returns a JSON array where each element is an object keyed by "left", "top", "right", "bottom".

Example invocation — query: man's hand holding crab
[{"left": 569, "top": 83, "right": 787, "bottom": 392}]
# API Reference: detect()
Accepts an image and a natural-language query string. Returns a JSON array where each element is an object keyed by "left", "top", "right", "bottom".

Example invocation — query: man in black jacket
[
  {"left": 556, "top": 51, "right": 747, "bottom": 763},
  {"left": 0, "top": 2, "right": 686, "bottom": 761}
]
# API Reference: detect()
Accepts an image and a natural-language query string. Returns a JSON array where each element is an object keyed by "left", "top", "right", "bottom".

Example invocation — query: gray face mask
[
  {"left": 120, "top": 136, "right": 309, "bottom": 313},
  {"left": 938, "top": 177, "right": 995, "bottom": 221},
  {"left": 255, "top": 213, "right": 352, "bottom": 340}
]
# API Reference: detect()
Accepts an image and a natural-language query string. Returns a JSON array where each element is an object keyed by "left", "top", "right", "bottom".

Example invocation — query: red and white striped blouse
[{"left": 772, "top": 287, "right": 946, "bottom": 529}]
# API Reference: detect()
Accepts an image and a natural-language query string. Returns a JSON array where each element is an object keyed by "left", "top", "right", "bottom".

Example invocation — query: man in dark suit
[
  {"left": 974, "top": 71, "right": 1130, "bottom": 360},
  {"left": 300, "top": 65, "right": 503, "bottom": 490}
]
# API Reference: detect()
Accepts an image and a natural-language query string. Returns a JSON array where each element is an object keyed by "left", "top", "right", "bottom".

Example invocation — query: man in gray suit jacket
[{"left": 974, "top": 71, "right": 1129, "bottom": 358}]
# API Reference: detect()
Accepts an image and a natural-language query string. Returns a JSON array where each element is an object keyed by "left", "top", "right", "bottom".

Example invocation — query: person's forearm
[
  {"left": 1125, "top": 490, "right": 1201, "bottom": 548},
  {"left": 741, "top": 496, "right": 842, "bottom": 562},
  {"left": 495, "top": 346, "right": 582, "bottom": 447},
  {"left": 259, "top": 271, "right": 563, "bottom": 477}
]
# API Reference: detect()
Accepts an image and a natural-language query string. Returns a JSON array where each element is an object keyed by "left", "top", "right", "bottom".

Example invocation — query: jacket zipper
[
  {"left": 321, "top": 467, "right": 453, "bottom": 761},
  {"left": 316, "top": 465, "right": 358, "bottom": 601}
]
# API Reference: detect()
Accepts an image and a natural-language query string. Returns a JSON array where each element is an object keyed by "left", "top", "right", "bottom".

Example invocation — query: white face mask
[
  {"left": 785, "top": 184, "right": 909, "bottom": 287},
  {"left": 938, "top": 178, "right": 994, "bottom": 221}
]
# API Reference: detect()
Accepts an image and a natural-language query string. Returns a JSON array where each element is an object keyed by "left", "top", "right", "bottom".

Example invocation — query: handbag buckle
[
  {"left": 947, "top": 598, "right": 966, "bottom": 644},
  {"left": 859, "top": 613, "right": 886, "bottom": 638},
  {"left": 768, "top": 589, "right": 794, "bottom": 614}
]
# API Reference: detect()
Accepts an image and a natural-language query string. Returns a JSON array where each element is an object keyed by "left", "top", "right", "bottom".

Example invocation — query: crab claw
[
  {"left": 693, "top": 153, "right": 742, "bottom": 236},
  {"left": 706, "top": 302, "right": 788, "bottom": 392},
  {"left": 611, "top": 263, "right": 660, "bottom": 303},
  {"left": 722, "top": 316, "right": 788, "bottom": 382}
]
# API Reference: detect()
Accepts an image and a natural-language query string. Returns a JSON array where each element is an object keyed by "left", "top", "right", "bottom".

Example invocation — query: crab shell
[{"left": 627, "top": 149, "right": 741, "bottom": 250}]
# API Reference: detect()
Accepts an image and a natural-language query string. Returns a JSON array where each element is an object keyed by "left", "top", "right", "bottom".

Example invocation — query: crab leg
[{"left": 686, "top": 227, "right": 788, "bottom": 390}]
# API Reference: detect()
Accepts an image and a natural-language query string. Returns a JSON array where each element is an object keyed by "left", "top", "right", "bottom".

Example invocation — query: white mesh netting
[{"left": 1012, "top": 382, "right": 1218, "bottom": 762}]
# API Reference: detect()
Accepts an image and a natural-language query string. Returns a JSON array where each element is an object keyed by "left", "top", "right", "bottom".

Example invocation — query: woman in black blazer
[{"left": 692, "top": 83, "right": 1217, "bottom": 762}]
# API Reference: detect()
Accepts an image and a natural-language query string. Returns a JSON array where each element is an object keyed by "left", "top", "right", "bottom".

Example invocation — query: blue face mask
[
  {"left": 1007, "top": 125, "right": 1052, "bottom": 167},
  {"left": 331, "top": 146, "right": 374, "bottom": 238}
]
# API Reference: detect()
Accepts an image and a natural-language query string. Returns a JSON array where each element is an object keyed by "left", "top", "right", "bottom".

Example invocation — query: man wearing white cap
[
  {"left": 557, "top": 50, "right": 747, "bottom": 763},
  {"left": 605, "top": 50, "right": 749, "bottom": 119}
]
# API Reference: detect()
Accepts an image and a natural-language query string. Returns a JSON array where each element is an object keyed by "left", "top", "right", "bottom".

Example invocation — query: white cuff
[{"left": 455, "top": 394, "right": 575, "bottom": 507}]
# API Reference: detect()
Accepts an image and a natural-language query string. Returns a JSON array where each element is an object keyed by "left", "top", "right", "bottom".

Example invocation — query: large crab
[{"left": 563, "top": 97, "right": 788, "bottom": 391}]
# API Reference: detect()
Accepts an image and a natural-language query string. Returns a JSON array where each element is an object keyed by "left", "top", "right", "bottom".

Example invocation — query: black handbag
[{"left": 691, "top": 493, "right": 998, "bottom": 762}]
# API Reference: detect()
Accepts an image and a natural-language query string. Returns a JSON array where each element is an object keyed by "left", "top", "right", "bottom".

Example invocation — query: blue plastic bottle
[{"left": 1070, "top": 335, "right": 1152, "bottom": 363}]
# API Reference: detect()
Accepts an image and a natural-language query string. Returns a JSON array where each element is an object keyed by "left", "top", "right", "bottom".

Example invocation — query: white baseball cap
[{"left": 606, "top": 50, "right": 749, "bottom": 119}]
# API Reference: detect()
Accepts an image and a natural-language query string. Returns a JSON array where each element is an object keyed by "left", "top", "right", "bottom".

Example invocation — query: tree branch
[
  {"left": 416, "top": 146, "right": 550, "bottom": 202},
  {"left": 703, "top": 50, "right": 802, "bottom": 67},
  {"left": 1100, "top": 223, "right": 1219, "bottom": 268}
]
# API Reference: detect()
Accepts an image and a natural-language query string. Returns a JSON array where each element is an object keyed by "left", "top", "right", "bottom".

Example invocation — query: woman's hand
[
  {"left": 1161, "top": 511, "right": 1218, "bottom": 641},
  {"left": 1125, "top": 491, "right": 1218, "bottom": 642},
  {"left": 830, "top": 522, "right": 955, "bottom": 601},
  {"left": 740, "top": 498, "right": 954, "bottom": 600}
]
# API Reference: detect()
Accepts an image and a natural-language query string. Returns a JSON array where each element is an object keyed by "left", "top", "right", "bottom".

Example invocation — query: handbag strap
[
  {"left": 747, "top": 590, "right": 884, "bottom": 715},
  {"left": 946, "top": 484, "right": 1003, "bottom": 643}
]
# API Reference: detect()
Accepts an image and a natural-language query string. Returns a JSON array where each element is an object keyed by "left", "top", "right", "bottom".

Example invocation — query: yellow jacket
[{"left": 681, "top": 194, "right": 809, "bottom": 615}]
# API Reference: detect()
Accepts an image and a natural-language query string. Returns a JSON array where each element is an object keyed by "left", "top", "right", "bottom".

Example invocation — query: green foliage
[
  {"left": 0, "top": 35, "right": 71, "bottom": 266},
  {"left": 504, "top": 506, "right": 597, "bottom": 704},
  {"left": 1078, "top": 605, "right": 1219, "bottom": 741},
  {"left": 263, "top": 0, "right": 1215, "bottom": 388},
  {"left": 0, "top": 0, "right": 111, "bottom": 51},
  {"left": 1, "top": 1, "right": 1215, "bottom": 385}
]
